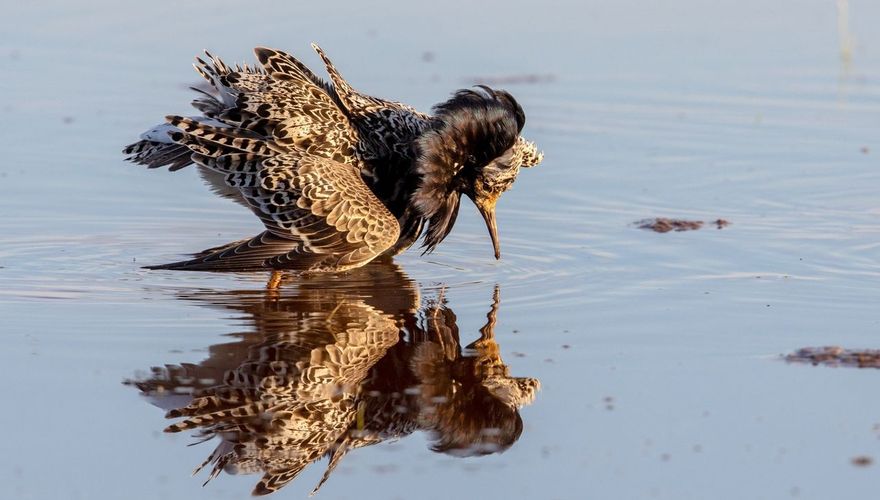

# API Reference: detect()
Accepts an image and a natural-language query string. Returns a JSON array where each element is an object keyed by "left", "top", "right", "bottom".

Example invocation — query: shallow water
[{"left": 2, "top": 0, "right": 880, "bottom": 498}]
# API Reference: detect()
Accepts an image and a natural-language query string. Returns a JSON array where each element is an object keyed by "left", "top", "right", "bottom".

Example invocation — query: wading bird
[{"left": 124, "top": 44, "right": 543, "bottom": 284}]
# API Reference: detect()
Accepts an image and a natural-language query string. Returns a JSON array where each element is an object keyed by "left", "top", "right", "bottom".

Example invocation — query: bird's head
[{"left": 414, "top": 86, "right": 543, "bottom": 259}]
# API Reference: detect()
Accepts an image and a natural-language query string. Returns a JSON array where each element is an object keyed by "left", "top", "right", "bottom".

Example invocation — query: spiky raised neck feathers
[{"left": 413, "top": 87, "right": 525, "bottom": 253}]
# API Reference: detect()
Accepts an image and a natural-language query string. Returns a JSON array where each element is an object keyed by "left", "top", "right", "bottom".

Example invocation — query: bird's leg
[{"left": 266, "top": 270, "right": 284, "bottom": 290}]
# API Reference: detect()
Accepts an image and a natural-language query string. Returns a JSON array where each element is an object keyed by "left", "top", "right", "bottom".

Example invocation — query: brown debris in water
[
  {"left": 636, "top": 218, "right": 730, "bottom": 233},
  {"left": 785, "top": 346, "right": 880, "bottom": 369}
]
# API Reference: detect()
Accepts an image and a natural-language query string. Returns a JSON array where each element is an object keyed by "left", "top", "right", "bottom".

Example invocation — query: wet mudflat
[{"left": 1, "top": 1, "right": 879, "bottom": 499}]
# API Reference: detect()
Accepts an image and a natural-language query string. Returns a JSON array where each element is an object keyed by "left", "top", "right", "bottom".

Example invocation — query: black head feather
[
  {"left": 413, "top": 86, "right": 524, "bottom": 253},
  {"left": 475, "top": 85, "right": 525, "bottom": 132}
]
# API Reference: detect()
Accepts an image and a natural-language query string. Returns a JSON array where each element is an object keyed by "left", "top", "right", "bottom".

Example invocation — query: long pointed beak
[{"left": 477, "top": 204, "right": 501, "bottom": 260}]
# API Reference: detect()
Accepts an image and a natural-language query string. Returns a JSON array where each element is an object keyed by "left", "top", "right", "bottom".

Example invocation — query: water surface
[{"left": 1, "top": 1, "right": 879, "bottom": 498}]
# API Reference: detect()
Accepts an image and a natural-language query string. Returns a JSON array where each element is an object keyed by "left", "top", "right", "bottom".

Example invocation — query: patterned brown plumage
[
  {"left": 124, "top": 44, "right": 543, "bottom": 273},
  {"left": 127, "top": 263, "right": 539, "bottom": 496}
]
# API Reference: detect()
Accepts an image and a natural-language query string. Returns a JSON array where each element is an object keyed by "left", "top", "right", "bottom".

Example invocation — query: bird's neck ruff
[{"left": 412, "top": 87, "right": 523, "bottom": 253}]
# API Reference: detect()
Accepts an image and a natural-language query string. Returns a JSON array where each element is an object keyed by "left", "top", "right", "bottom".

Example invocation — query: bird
[
  {"left": 123, "top": 44, "right": 543, "bottom": 279},
  {"left": 127, "top": 262, "right": 539, "bottom": 495}
]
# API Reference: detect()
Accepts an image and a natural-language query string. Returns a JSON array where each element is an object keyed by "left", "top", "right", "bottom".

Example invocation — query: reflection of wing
[
  {"left": 129, "top": 261, "right": 416, "bottom": 495},
  {"left": 149, "top": 151, "right": 399, "bottom": 272},
  {"left": 164, "top": 301, "right": 399, "bottom": 496},
  {"left": 128, "top": 271, "right": 538, "bottom": 496}
]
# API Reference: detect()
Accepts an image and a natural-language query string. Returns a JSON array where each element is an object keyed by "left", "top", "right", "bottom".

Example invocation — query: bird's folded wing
[{"left": 153, "top": 147, "right": 400, "bottom": 272}]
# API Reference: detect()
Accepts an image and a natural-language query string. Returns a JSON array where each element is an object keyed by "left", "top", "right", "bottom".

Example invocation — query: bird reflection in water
[{"left": 128, "top": 262, "right": 539, "bottom": 495}]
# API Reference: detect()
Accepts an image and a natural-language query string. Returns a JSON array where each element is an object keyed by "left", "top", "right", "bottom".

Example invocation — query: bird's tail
[{"left": 122, "top": 127, "right": 194, "bottom": 171}]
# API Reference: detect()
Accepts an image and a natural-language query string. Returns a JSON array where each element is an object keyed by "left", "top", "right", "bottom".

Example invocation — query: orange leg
[{"left": 266, "top": 270, "right": 283, "bottom": 290}]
